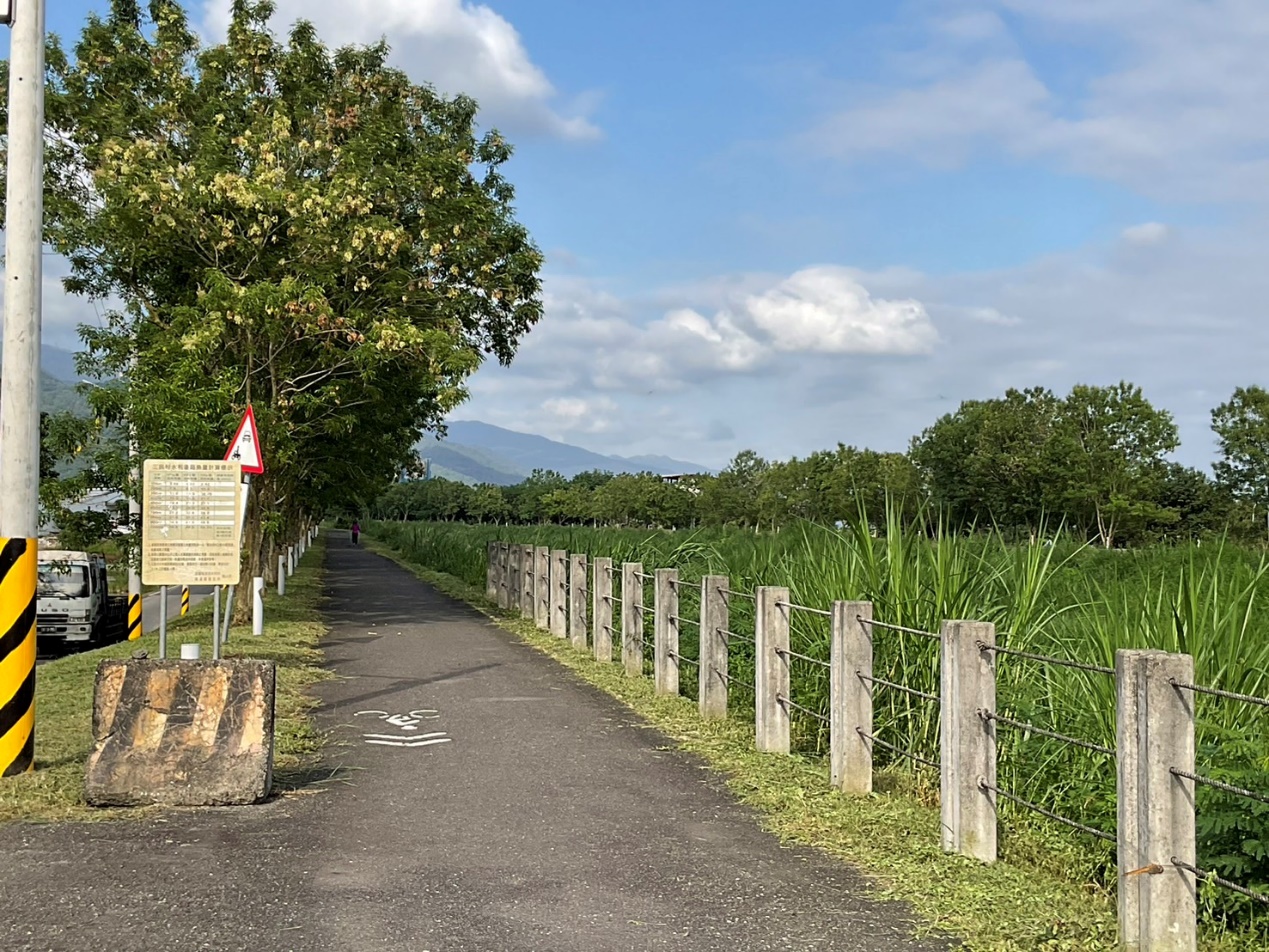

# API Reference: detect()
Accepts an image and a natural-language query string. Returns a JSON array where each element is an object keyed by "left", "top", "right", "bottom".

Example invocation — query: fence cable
[
  {"left": 774, "top": 646, "right": 831, "bottom": 669},
  {"left": 718, "top": 628, "right": 755, "bottom": 645},
  {"left": 980, "top": 711, "right": 1114, "bottom": 756},
  {"left": 669, "top": 614, "right": 700, "bottom": 627},
  {"left": 979, "top": 642, "right": 1115, "bottom": 677},
  {"left": 856, "top": 728, "right": 939, "bottom": 769},
  {"left": 857, "top": 672, "right": 938, "bottom": 703},
  {"left": 858, "top": 617, "right": 941, "bottom": 641},
  {"left": 719, "top": 588, "right": 757, "bottom": 602},
  {"left": 1169, "top": 768, "right": 1269, "bottom": 807},
  {"left": 1167, "top": 679, "right": 1269, "bottom": 710},
  {"left": 667, "top": 650, "right": 699, "bottom": 668},
  {"left": 1171, "top": 858, "right": 1269, "bottom": 906},
  {"left": 714, "top": 667, "right": 754, "bottom": 692},
  {"left": 778, "top": 694, "right": 830, "bottom": 725},
  {"left": 978, "top": 780, "right": 1115, "bottom": 843},
  {"left": 777, "top": 600, "right": 833, "bottom": 618}
]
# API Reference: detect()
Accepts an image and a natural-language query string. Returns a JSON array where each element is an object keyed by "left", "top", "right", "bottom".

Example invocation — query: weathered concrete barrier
[{"left": 85, "top": 659, "right": 277, "bottom": 807}]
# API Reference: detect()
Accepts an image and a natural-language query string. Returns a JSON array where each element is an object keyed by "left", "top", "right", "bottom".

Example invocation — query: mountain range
[
  {"left": 419, "top": 420, "right": 711, "bottom": 485},
  {"left": 32, "top": 346, "right": 710, "bottom": 484}
]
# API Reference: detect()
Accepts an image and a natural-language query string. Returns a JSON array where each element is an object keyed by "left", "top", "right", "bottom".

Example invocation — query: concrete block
[{"left": 85, "top": 659, "right": 276, "bottom": 807}]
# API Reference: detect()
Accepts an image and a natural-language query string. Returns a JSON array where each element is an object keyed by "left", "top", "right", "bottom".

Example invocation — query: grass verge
[
  {"left": 0, "top": 536, "right": 332, "bottom": 824},
  {"left": 363, "top": 534, "right": 1130, "bottom": 952}
]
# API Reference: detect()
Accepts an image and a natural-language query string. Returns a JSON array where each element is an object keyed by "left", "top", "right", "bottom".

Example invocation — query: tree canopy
[{"left": 3, "top": 0, "right": 543, "bottom": 592}]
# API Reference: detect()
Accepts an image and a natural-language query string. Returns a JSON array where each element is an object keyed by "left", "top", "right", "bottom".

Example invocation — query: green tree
[
  {"left": 12, "top": 1, "right": 543, "bottom": 600},
  {"left": 1212, "top": 386, "right": 1269, "bottom": 511}
]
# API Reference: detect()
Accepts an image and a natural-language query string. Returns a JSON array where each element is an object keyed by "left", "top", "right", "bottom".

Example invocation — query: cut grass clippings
[
  {"left": 0, "top": 536, "right": 332, "bottom": 825},
  {"left": 363, "top": 534, "right": 1125, "bottom": 952}
]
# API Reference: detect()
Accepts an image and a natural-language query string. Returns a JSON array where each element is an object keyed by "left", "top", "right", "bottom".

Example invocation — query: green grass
[
  {"left": 368, "top": 520, "right": 1269, "bottom": 950},
  {"left": 0, "top": 537, "right": 332, "bottom": 824}
]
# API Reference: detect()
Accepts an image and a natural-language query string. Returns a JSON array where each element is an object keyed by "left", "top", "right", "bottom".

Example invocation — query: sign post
[{"left": 219, "top": 407, "right": 265, "bottom": 648}]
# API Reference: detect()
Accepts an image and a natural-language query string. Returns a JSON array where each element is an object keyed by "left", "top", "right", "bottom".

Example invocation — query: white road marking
[
  {"left": 364, "top": 737, "right": 453, "bottom": 748},
  {"left": 362, "top": 731, "right": 449, "bottom": 742}
]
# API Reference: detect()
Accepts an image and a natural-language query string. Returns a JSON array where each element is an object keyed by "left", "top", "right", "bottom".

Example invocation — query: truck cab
[{"left": 37, "top": 549, "right": 109, "bottom": 644}]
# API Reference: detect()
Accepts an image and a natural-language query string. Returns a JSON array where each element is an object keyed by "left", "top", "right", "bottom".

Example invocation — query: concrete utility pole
[{"left": 0, "top": 0, "right": 47, "bottom": 777}]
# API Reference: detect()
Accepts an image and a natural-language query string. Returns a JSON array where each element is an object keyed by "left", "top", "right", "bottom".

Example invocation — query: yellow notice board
[{"left": 142, "top": 460, "right": 243, "bottom": 586}]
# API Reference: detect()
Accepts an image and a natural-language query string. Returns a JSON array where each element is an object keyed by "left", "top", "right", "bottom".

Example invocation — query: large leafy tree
[
  {"left": 1212, "top": 386, "right": 1269, "bottom": 510},
  {"left": 3, "top": 1, "right": 543, "bottom": 594}
]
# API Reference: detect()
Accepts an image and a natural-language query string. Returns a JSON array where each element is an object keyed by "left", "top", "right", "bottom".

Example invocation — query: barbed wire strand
[
  {"left": 778, "top": 694, "right": 830, "bottom": 725},
  {"left": 1170, "top": 768, "right": 1269, "bottom": 807},
  {"left": 979, "top": 642, "right": 1115, "bottom": 677},
  {"left": 980, "top": 711, "right": 1115, "bottom": 756},
  {"left": 1168, "top": 679, "right": 1269, "bottom": 710},
  {"left": 858, "top": 618, "right": 941, "bottom": 641},
  {"left": 856, "top": 728, "right": 939, "bottom": 769},
  {"left": 1171, "top": 858, "right": 1269, "bottom": 906},
  {"left": 774, "top": 646, "right": 831, "bottom": 669},
  {"left": 979, "top": 780, "right": 1115, "bottom": 843},
  {"left": 858, "top": 672, "right": 938, "bottom": 703}
]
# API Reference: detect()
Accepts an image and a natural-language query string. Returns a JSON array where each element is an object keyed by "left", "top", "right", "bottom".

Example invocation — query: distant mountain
[{"left": 418, "top": 420, "right": 712, "bottom": 485}]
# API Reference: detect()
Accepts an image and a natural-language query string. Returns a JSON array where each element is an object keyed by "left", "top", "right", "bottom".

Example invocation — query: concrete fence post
[
  {"left": 755, "top": 586, "right": 791, "bottom": 754},
  {"left": 550, "top": 549, "right": 568, "bottom": 638},
  {"left": 621, "top": 562, "right": 644, "bottom": 677},
  {"left": 1117, "top": 649, "right": 1197, "bottom": 952},
  {"left": 277, "top": 555, "right": 286, "bottom": 596},
  {"left": 570, "top": 554, "right": 588, "bottom": 650},
  {"left": 494, "top": 543, "right": 507, "bottom": 610},
  {"left": 940, "top": 620, "right": 997, "bottom": 863},
  {"left": 535, "top": 546, "right": 551, "bottom": 630},
  {"left": 593, "top": 558, "right": 613, "bottom": 662},
  {"left": 486, "top": 541, "right": 498, "bottom": 602},
  {"left": 699, "top": 575, "right": 729, "bottom": 720},
  {"left": 287, "top": 545, "right": 295, "bottom": 577},
  {"left": 654, "top": 569, "right": 680, "bottom": 696},
  {"left": 252, "top": 577, "right": 265, "bottom": 637},
  {"left": 520, "top": 545, "right": 534, "bottom": 619},
  {"left": 832, "top": 601, "right": 873, "bottom": 795}
]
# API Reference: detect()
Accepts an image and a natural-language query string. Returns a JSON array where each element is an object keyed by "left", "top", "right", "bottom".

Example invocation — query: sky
[{"left": 24, "top": 0, "right": 1269, "bottom": 470}]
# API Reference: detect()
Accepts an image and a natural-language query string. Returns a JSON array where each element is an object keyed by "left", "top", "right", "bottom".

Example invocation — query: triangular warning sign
[{"left": 224, "top": 405, "right": 264, "bottom": 475}]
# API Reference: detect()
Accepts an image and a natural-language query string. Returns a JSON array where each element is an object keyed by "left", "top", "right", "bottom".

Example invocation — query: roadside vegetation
[
  {"left": 0, "top": 538, "right": 330, "bottom": 825},
  {"left": 369, "top": 518, "right": 1269, "bottom": 951}
]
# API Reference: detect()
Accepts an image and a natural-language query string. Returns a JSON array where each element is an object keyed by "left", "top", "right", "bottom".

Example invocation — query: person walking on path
[{"left": 350, "top": 520, "right": 360, "bottom": 545}]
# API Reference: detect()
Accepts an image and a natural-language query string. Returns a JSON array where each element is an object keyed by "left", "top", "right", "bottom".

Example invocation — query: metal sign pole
[
  {"left": 220, "top": 473, "right": 252, "bottom": 646},
  {"left": 158, "top": 585, "right": 168, "bottom": 660},
  {"left": 212, "top": 586, "right": 221, "bottom": 660}
]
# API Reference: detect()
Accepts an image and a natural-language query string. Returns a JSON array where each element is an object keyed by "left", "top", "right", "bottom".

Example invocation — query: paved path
[{"left": 0, "top": 537, "right": 947, "bottom": 952}]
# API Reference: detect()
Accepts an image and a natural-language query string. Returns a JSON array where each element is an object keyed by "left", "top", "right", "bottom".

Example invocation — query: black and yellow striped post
[
  {"left": 127, "top": 590, "right": 142, "bottom": 642},
  {"left": 0, "top": 538, "right": 37, "bottom": 776},
  {"left": 180, "top": 586, "right": 190, "bottom": 617}
]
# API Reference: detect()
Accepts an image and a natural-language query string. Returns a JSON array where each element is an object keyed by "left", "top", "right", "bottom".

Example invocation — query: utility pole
[
  {"left": 0, "top": 0, "right": 47, "bottom": 777},
  {"left": 127, "top": 432, "right": 142, "bottom": 641}
]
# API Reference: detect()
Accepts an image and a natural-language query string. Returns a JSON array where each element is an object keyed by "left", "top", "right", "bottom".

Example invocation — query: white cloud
[
  {"left": 1121, "top": 222, "right": 1170, "bottom": 245},
  {"left": 804, "top": 1, "right": 1269, "bottom": 201},
  {"left": 743, "top": 267, "right": 937, "bottom": 355},
  {"left": 201, "top": 0, "right": 599, "bottom": 140}
]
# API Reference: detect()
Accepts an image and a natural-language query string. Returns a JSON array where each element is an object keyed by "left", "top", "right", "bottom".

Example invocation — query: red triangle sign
[{"left": 224, "top": 405, "right": 264, "bottom": 475}]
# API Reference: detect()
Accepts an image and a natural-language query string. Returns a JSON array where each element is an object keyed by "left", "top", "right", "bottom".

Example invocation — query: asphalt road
[
  {"left": 141, "top": 584, "right": 214, "bottom": 633},
  {"left": 0, "top": 537, "right": 949, "bottom": 951}
]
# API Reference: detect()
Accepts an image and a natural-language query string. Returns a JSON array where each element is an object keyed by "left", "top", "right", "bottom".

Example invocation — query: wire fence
[
  {"left": 980, "top": 780, "right": 1115, "bottom": 844},
  {"left": 858, "top": 617, "right": 941, "bottom": 641}
]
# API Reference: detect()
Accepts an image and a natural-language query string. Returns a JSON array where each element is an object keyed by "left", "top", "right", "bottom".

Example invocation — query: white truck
[{"left": 36, "top": 549, "right": 125, "bottom": 646}]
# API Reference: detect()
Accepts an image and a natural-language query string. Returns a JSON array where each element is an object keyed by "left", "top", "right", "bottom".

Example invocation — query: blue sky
[{"left": 24, "top": 1, "right": 1269, "bottom": 470}]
